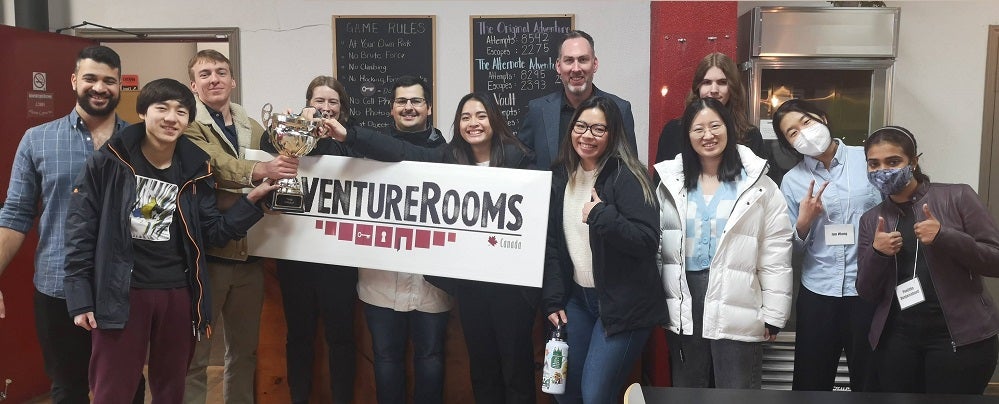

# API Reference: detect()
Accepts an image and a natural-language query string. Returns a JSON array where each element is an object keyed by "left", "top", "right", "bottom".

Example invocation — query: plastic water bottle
[{"left": 541, "top": 322, "right": 568, "bottom": 394}]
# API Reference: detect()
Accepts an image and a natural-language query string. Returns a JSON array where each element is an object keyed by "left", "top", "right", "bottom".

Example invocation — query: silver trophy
[{"left": 261, "top": 103, "right": 322, "bottom": 213}]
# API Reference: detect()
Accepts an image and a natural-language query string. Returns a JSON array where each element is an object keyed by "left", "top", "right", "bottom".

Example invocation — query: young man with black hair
[{"left": 63, "top": 78, "right": 277, "bottom": 402}]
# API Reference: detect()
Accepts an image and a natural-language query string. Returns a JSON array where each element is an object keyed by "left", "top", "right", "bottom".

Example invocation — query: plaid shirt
[{"left": 0, "top": 109, "right": 126, "bottom": 298}]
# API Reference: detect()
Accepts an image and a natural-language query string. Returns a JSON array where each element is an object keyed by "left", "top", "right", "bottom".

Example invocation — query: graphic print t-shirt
[{"left": 129, "top": 154, "right": 188, "bottom": 289}]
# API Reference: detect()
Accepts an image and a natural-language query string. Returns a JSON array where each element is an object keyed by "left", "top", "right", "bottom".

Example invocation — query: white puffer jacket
[{"left": 654, "top": 146, "right": 793, "bottom": 342}]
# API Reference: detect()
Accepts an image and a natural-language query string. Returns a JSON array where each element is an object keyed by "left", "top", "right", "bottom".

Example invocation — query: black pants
[
  {"left": 276, "top": 261, "right": 358, "bottom": 404},
  {"left": 456, "top": 281, "right": 539, "bottom": 404},
  {"left": 792, "top": 287, "right": 875, "bottom": 391},
  {"left": 33, "top": 290, "right": 145, "bottom": 404},
  {"left": 874, "top": 315, "right": 998, "bottom": 394}
]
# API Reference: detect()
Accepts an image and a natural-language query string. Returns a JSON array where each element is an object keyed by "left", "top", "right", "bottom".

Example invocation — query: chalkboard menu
[
  {"left": 333, "top": 15, "right": 435, "bottom": 130},
  {"left": 470, "top": 15, "right": 574, "bottom": 135}
]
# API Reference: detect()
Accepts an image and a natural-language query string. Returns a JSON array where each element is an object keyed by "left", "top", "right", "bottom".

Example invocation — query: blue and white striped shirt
[
  {"left": 0, "top": 110, "right": 126, "bottom": 298},
  {"left": 684, "top": 180, "right": 738, "bottom": 271}
]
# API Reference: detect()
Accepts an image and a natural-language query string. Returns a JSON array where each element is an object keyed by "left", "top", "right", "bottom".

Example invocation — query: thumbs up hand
[
  {"left": 582, "top": 188, "right": 603, "bottom": 223},
  {"left": 873, "top": 216, "right": 903, "bottom": 256},
  {"left": 914, "top": 203, "right": 941, "bottom": 245}
]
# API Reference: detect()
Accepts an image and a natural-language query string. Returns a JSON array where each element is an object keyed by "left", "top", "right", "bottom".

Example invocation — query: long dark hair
[
  {"left": 680, "top": 98, "right": 744, "bottom": 189},
  {"left": 448, "top": 93, "right": 529, "bottom": 167},
  {"left": 555, "top": 96, "right": 654, "bottom": 204},
  {"left": 865, "top": 125, "right": 930, "bottom": 184},
  {"left": 686, "top": 52, "right": 753, "bottom": 144},
  {"left": 771, "top": 98, "right": 830, "bottom": 159}
]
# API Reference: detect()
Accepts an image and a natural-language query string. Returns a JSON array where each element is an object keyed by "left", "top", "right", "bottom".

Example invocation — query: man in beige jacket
[{"left": 181, "top": 49, "right": 298, "bottom": 404}]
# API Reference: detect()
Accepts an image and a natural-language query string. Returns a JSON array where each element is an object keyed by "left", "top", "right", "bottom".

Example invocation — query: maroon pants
[{"left": 90, "top": 287, "right": 194, "bottom": 403}]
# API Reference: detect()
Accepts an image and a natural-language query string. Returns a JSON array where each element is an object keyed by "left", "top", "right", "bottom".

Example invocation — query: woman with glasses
[
  {"left": 654, "top": 98, "right": 792, "bottom": 389},
  {"left": 772, "top": 99, "right": 881, "bottom": 391},
  {"left": 326, "top": 92, "right": 540, "bottom": 403},
  {"left": 542, "top": 96, "right": 667, "bottom": 403}
]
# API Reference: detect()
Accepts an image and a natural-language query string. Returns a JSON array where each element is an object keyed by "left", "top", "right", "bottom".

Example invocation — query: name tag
[
  {"left": 825, "top": 223, "right": 855, "bottom": 246},
  {"left": 896, "top": 278, "right": 926, "bottom": 310}
]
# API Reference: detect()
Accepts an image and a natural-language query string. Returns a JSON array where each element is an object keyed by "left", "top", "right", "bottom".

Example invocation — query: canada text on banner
[{"left": 245, "top": 149, "right": 551, "bottom": 288}]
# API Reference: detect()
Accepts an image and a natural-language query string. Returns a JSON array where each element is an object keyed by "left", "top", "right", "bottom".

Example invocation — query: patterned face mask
[{"left": 867, "top": 166, "right": 914, "bottom": 196}]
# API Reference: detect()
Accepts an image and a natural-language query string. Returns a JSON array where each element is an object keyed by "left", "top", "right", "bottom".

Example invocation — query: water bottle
[{"left": 541, "top": 321, "right": 568, "bottom": 394}]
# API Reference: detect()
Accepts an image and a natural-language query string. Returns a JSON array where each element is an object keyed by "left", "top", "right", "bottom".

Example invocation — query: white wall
[
  {"left": 56, "top": 0, "right": 652, "bottom": 158},
  {"left": 887, "top": 1, "right": 998, "bottom": 186}
]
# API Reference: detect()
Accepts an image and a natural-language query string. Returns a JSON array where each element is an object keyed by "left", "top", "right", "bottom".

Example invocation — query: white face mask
[{"left": 791, "top": 123, "right": 832, "bottom": 157}]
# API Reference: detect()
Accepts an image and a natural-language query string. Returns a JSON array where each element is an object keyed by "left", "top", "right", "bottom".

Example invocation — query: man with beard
[
  {"left": 517, "top": 30, "right": 637, "bottom": 170},
  {"left": 182, "top": 49, "right": 299, "bottom": 404},
  {"left": 357, "top": 74, "right": 453, "bottom": 404},
  {"left": 0, "top": 46, "right": 145, "bottom": 404}
]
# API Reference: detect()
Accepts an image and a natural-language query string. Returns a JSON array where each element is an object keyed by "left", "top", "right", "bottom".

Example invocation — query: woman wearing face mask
[
  {"left": 327, "top": 93, "right": 540, "bottom": 404},
  {"left": 543, "top": 96, "right": 667, "bottom": 403},
  {"left": 655, "top": 53, "right": 764, "bottom": 163},
  {"left": 857, "top": 126, "right": 999, "bottom": 394},
  {"left": 655, "top": 98, "right": 792, "bottom": 389},
  {"left": 261, "top": 76, "right": 359, "bottom": 404},
  {"left": 771, "top": 99, "right": 882, "bottom": 391}
]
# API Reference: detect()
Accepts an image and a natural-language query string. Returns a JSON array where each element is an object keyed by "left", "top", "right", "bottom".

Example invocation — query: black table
[{"left": 639, "top": 387, "right": 999, "bottom": 404}]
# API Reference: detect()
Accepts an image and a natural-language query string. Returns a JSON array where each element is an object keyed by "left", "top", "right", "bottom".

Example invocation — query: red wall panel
[
  {"left": 0, "top": 25, "right": 95, "bottom": 403},
  {"left": 649, "top": 1, "right": 740, "bottom": 166},
  {"left": 645, "top": 1, "right": 740, "bottom": 387}
]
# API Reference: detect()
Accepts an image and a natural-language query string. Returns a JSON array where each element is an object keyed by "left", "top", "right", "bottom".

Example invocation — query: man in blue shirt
[{"left": 0, "top": 46, "right": 143, "bottom": 404}]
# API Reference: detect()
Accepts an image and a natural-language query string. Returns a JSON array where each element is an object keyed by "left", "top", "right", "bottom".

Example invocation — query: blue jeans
[
  {"left": 555, "top": 285, "right": 652, "bottom": 404},
  {"left": 363, "top": 303, "right": 449, "bottom": 404}
]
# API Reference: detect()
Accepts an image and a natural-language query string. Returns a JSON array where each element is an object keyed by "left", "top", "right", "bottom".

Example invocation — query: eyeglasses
[
  {"left": 690, "top": 122, "right": 725, "bottom": 138},
  {"left": 572, "top": 121, "right": 608, "bottom": 138},
  {"left": 393, "top": 97, "right": 426, "bottom": 107}
]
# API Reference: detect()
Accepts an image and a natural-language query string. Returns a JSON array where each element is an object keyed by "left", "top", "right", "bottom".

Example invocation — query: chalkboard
[
  {"left": 333, "top": 15, "right": 435, "bottom": 130},
  {"left": 470, "top": 15, "right": 574, "bottom": 136}
]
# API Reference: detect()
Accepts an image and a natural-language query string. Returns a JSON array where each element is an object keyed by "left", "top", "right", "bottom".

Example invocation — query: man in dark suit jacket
[{"left": 517, "top": 30, "right": 637, "bottom": 170}]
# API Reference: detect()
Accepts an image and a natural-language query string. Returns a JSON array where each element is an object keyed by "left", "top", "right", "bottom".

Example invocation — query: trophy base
[{"left": 267, "top": 191, "right": 306, "bottom": 213}]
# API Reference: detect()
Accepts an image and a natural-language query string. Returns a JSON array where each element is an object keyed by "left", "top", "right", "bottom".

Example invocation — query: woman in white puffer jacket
[{"left": 654, "top": 98, "right": 793, "bottom": 389}]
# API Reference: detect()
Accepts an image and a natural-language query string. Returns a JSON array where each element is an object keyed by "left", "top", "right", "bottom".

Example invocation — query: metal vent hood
[{"left": 738, "top": 6, "right": 900, "bottom": 62}]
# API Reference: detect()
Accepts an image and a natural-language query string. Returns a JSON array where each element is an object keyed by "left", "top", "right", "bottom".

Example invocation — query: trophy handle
[{"left": 261, "top": 103, "right": 274, "bottom": 128}]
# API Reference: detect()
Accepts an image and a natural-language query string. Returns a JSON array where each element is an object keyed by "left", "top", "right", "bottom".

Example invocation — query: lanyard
[{"left": 891, "top": 214, "right": 921, "bottom": 281}]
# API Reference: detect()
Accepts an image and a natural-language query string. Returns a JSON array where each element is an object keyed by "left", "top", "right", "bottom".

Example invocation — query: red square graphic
[
  {"left": 394, "top": 228, "right": 413, "bottom": 251},
  {"left": 325, "top": 221, "right": 337, "bottom": 236},
  {"left": 448, "top": 232, "right": 456, "bottom": 243},
  {"left": 338, "top": 223, "right": 354, "bottom": 241},
  {"left": 355, "top": 224, "right": 374, "bottom": 246},
  {"left": 433, "top": 231, "right": 445, "bottom": 246},
  {"left": 375, "top": 226, "right": 393, "bottom": 248},
  {"left": 415, "top": 230, "right": 431, "bottom": 249},
  {"left": 315, "top": 220, "right": 323, "bottom": 229}
]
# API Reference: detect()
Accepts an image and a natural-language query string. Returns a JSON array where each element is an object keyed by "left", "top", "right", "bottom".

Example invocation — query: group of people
[{"left": 1, "top": 27, "right": 998, "bottom": 404}]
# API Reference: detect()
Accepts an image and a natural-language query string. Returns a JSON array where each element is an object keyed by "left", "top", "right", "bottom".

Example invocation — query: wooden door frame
[
  {"left": 979, "top": 25, "right": 999, "bottom": 211},
  {"left": 73, "top": 27, "right": 242, "bottom": 104}
]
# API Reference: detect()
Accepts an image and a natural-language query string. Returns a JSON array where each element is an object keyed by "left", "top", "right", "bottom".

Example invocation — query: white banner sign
[{"left": 245, "top": 149, "right": 551, "bottom": 287}]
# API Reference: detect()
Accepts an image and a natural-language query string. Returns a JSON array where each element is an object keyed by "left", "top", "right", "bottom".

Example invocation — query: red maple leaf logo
[{"left": 488, "top": 236, "right": 498, "bottom": 246}]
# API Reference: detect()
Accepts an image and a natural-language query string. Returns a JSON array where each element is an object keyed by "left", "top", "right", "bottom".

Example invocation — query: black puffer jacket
[
  {"left": 64, "top": 123, "right": 264, "bottom": 336},
  {"left": 543, "top": 158, "right": 668, "bottom": 336}
]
